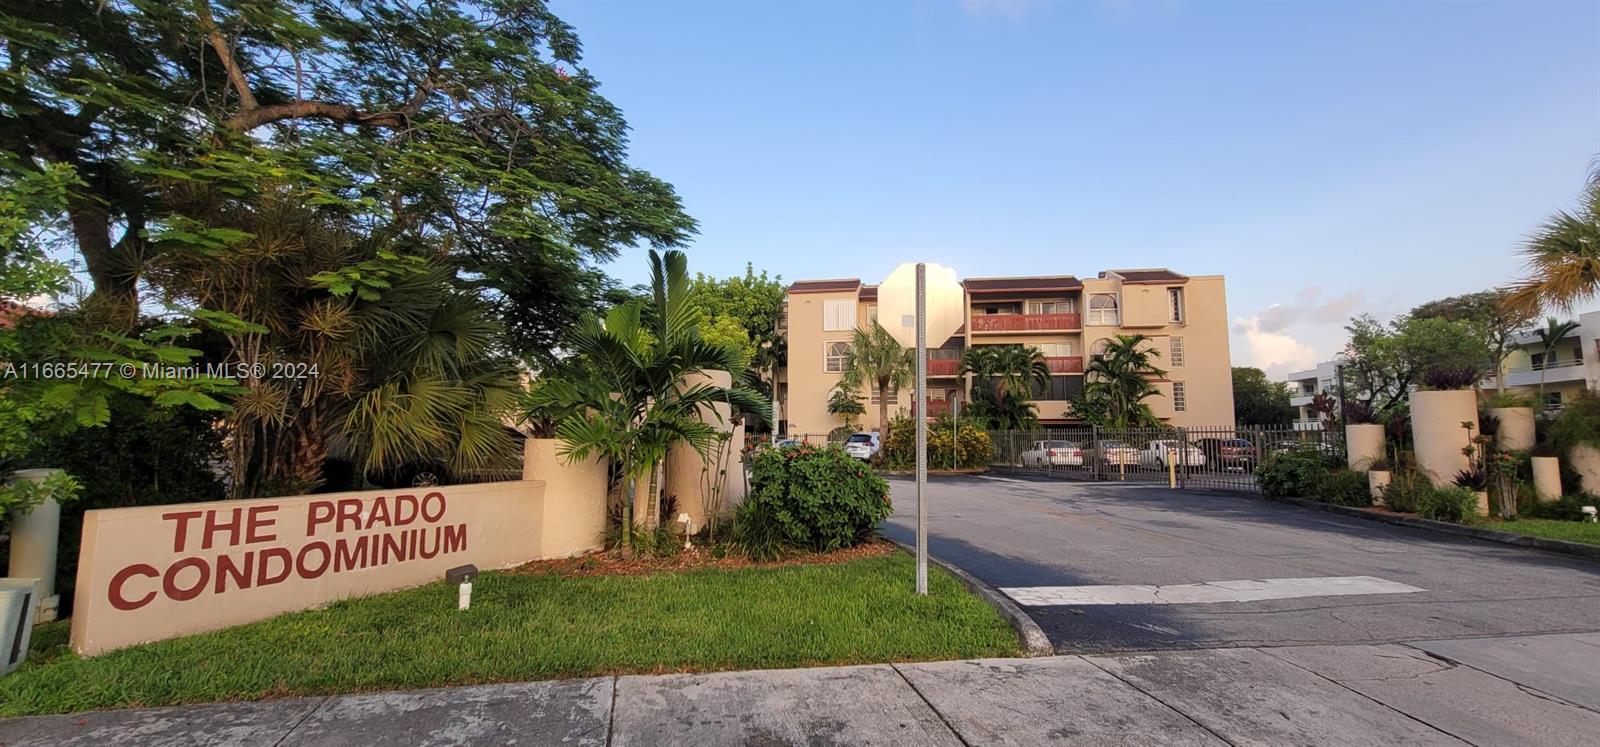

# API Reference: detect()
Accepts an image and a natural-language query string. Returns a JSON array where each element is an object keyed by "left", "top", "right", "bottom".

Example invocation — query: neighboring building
[
  {"left": 778, "top": 268, "right": 1234, "bottom": 436},
  {"left": 1285, "top": 360, "right": 1342, "bottom": 431},
  {"left": 1482, "top": 310, "right": 1600, "bottom": 410}
]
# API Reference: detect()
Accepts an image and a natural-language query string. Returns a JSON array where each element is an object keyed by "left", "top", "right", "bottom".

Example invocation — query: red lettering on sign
[
  {"left": 307, "top": 501, "right": 335, "bottom": 535},
  {"left": 422, "top": 492, "right": 446, "bottom": 522},
  {"left": 394, "top": 494, "right": 419, "bottom": 525},
  {"left": 161, "top": 510, "right": 204, "bottom": 553},
  {"left": 419, "top": 526, "right": 441, "bottom": 558},
  {"left": 256, "top": 547, "right": 292, "bottom": 586},
  {"left": 202, "top": 508, "right": 242, "bottom": 550},
  {"left": 246, "top": 505, "right": 278, "bottom": 543},
  {"left": 215, "top": 553, "right": 253, "bottom": 594},
  {"left": 336, "top": 499, "right": 363, "bottom": 532},
  {"left": 109, "top": 563, "right": 159, "bottom": 610},
  {"left": 297, "top": 541, "right": 332, "bottom": 579},
  {"left": 367, "top": 496, "right": 391, "bottom": 529},
  {"left": 334, "top": 535, "right": 368, "bottom": 571},
  {"left": 443, "top": 523, "right": 467, "bottom": 554},
  {"left": 163, "top": 557, "right": 210, "bottom": 602}
]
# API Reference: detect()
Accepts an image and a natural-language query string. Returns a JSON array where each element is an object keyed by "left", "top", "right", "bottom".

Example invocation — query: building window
[
  {"left": 1168, "top": 288, "right": 1185, "bottom": 323},
  {"left": 1088, "top": 294, "right": 1119, "bottom": 325},
  {"left": 1532, "top": 352, "right": 1547, "bottom": 370},
  {"left": 1090, "top": 338, "right": 1111, "bottom": 360},
  {"left": 1544, "top": 391, "right": 1563, "bottom": 409},
  {"left": 1026, "top": 300, "right": 1076, "bottom": 314},
  {"left": 823, "top": 299, "right": 856, "bottom": 331},
  {"left": 1036, "top": 342, "right": 1074, "bottom": 358},
  {"left": 867, "top": 305, "right": 878, "bottom": 325},
  {"left": 1172, "top": 381, "right": 1187, "bottom": 412},
  {"left": 824, "top": 341, "right": 851, "bottom": 372},
  {"left": 1169, "top": 337, "right": 1184, "bottom": 367},
  {"left": 870, "top": 384, "right": 899, "bottom": 405}
]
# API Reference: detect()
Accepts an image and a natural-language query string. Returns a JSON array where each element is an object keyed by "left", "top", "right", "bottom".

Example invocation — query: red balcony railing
[
  {"left": 969, "top": 312, "right": 1081, "bottom": 333},
  {"left": 912, "top": 399, "right": 952, "bottom": 418},
  {"left": 927, "top": 358, "right": 960, "bottom": 376},
  {"left": 1045, "top": 356, "right": 1084, "bottom": 373}
]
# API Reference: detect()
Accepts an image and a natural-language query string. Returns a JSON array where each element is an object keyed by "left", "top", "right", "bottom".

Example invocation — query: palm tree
[
  {"left": 1505, "top": 167, "right": 1600, "bottom": 316},
  {"left": 839, "top": 322, "right": 915, "bottom": 431},
  {"left": 1534, "top": 317, "right": 1580, "bottom": 402},
  {"left": 1075, "top": 334, "right": 1168, "bottom": 429},
  {"left": 531, "top": 250, "right": 769, "bottom": 546},
  {"left": 960, "top": 345, "right": 1051, "bottom": 429}
]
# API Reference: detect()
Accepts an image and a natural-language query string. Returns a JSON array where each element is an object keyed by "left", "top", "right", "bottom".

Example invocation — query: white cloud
[
  {"left": 959, "top": 0, "right": 1046, "bottom": 21},
  {"left": 1255, "top": 286, "right": 1365, "bottom": 334},
  {"left": 1232, "top": 316, "right": 1321, "bottom": 379}
]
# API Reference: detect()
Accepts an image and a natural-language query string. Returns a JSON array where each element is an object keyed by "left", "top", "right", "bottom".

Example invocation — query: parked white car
[
  {"left": 1138, "top": 439, "right": 1207, "bottom": 470},
  {"left": 1021, "top": 440, "right": 1084, "bottom": 467},
  {"left": 843, "top": 432, "right": 881, "bottom": 461}
]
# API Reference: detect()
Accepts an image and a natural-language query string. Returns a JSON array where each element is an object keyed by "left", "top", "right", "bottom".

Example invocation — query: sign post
[{"left": 876, "top": 262, "right": 961, "bottom": 596}]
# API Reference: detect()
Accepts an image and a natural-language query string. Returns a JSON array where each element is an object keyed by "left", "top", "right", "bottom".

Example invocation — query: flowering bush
[{"left": 735, "top": 443, "right": 891, "bottom": 556}]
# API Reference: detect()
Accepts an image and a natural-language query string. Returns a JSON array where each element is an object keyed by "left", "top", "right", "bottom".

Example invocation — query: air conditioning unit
[{"left": 1, "top": 578, "right": 40, "bottom": 676}]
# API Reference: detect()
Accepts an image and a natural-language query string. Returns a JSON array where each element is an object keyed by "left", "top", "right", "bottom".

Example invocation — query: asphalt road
[{"left": 881, "top": 474, "right": 1600, "bottom": 654}]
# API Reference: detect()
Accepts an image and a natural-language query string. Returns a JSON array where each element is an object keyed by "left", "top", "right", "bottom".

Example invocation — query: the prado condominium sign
[{"left": 71, "top": 481, "right": 546, "bottom": 655}]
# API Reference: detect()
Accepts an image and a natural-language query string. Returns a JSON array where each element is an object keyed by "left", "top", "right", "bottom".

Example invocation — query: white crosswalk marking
[{"left": 1000, "top": 576, "right": 1424, "bottom": 607}]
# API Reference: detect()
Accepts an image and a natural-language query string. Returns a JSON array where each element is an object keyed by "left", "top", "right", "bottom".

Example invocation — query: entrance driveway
[{"left": 881, "top": 475, "right": 1600, "bottom": 653}]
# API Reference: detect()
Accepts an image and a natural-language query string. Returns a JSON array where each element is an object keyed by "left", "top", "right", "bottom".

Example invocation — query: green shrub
[
  {"left": 1525, "top": 494, "right": 1599, "bottom": 522},
  {"left": 1548, "top": 391, "right": 1600, "bottom": 491},
  {"left": 1315, "top": 470, "right": 1372, "bottom": 507},
  {"left": 739, "top": 443, "right": 891, "bottom": 554},
  {"left": 1255, "top": 451, "right": 1329, "bottom": 498},
  {"left": 1381, "top": 471, "right": 1429, "bottom": 513},
  {"left": 881, "top": 414, "right": 992, "bottom": 470},
  {"left": 1420, "top": 486, "right": 1479, "bottom": 523}
]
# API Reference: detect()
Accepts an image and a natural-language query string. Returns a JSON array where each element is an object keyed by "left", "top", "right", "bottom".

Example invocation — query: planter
[
  {"left": 1532, "top": 456, "right": 1562, "bottom": 502},
  {"left": 1345, "top": 424, "right": 1385, "bottom": 470},
  {"left": 1489, "top": 407, "right": 1535, "bottom": 452},
  {"left": 521, "top": 439, "right": 608, "bottom": 558},
  {"left": 6, "top": 468, "right": 63, "bottom": 622},
  {"left": 1475, "top": 490, "right": 1490, "bottom": 517},
  {"left": 1409, "top": 390, "right": 1477, "bottom": 487},
  {"left": 1570, "top": 443, "right": 1600, "bottom": 495},
  {"left": 1368, "top": 469, "right": 1391, "bottom": 506}
]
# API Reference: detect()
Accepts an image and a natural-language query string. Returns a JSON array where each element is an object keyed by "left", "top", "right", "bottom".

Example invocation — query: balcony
[
  {"left": 1488, "top": 359, "right": 1588, "bottom": 389},
  {"left": 927, "top": 358, "right": 960, "bottom": 376},
  {"left": 969, "top": 312, "right": 1081, "bottom": 334},
  {"left": 911, "top": 398, "right": 952, "bottom": 418},
  {"left": 1045, "top": 356, "right": 1084, "bottom": 374}
]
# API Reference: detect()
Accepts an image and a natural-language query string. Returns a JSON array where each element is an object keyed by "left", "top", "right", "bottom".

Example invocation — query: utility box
[{"left": 1, "top": 578, "right": 40, "bottom": 675}]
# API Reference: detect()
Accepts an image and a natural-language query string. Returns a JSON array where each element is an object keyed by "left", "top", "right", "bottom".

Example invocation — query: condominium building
[
  {"left": 1482, "top": 310, "right": 1600, "bottom": 410},
  {"left": 1285, "top": 360, "right": 1343, "bottom": 431},
  {"left": 777, "top": 269, "right": 1234, "bottom": 436}
]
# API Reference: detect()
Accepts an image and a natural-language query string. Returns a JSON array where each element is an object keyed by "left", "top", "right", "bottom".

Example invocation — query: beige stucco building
[{"left": 777, "top": 269, "right": 1235, "bottom": 437}]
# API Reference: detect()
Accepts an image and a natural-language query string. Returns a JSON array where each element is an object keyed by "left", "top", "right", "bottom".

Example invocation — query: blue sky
[{"left": 557, "top": 0, "right": 1600, "bottom": 377}]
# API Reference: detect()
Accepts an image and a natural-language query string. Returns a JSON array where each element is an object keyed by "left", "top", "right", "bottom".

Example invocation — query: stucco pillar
[
  {"left": 1569, "top": 444, "right": 1600, "bottom": 495},
  {"left": 522, "top": 439, "right": 608, "bottom": 558},
  {"left": 1532, "top": 456, "right": 1562, "bottom": 501},
  {"left": 1410, "top": 390, "right": 1477, "bottom": 487},
  {"left": 1345, "top": 424, "right": 1385, "bottom": 471},
  {"left": 665, "top": 370, "right": 741, "bottom": 536},
  {"left": 7, "top": 468, "right": 62, "bottom": 622},
  {"left": 1489, "top": 407, "right": 1536, "bottom": 452}
]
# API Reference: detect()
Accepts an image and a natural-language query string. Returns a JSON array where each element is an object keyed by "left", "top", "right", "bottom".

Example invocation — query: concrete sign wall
[{"left": 71, "top": 480, "right": 562, "bottom": 656}]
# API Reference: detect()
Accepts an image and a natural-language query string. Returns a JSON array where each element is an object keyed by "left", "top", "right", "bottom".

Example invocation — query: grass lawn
[
  {"left": 1477, "top": 518, "right": 1600, "bottom": 546},
  {"left": 0, "top": 550, "right": 1019, "bottom": 716}
]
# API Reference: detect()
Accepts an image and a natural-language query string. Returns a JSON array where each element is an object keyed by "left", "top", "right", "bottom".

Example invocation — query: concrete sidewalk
[{"left": 4, "top": 632, "right": 1599, "bottom": 746}]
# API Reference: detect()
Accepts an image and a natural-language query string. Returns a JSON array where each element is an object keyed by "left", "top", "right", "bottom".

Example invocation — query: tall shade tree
[
  {"left": 531, "top": 250, "right": 769, "bottom": 545},
  {"left": 1339, "top": 314, "right": 1492, "bottom": 415},
  {"left": 1232, "top": 367, "right": 1294, "bottom": 426},
  {"left": 839, "top": 322, "right": 914, "bottom": 432},
  {"left": 1533, "top": 317, "right": 1581, "bottom": 401},
  {"left": 1, "top": 0, "right": 692, "bottom": 359},
  {"left": 1409, "top": 289, "right": 1535, "bottom": 387},
  {"left": 1071, "top": 334, "right": 1167, "bottom": 429},
  {"left": 1505, "top": 167, "right": 1600, "bottom": 316}
]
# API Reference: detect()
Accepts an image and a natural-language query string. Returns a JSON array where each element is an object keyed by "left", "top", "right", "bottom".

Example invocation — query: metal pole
[
  {"left": 915, "top": 263, "right": 929, "bottom": 596},
  {"left": 951, "top": 397, "right": 960, "bottom": 470}
]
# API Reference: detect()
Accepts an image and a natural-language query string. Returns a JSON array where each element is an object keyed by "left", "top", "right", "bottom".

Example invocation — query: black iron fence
[{"left": 987, "top": 425, "right": 1346, "bottom": 493}]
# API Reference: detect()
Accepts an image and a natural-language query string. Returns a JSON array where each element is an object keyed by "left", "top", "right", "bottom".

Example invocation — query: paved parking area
[{"left": 881, "top": 474, "right": 1600, "bottom": 653}]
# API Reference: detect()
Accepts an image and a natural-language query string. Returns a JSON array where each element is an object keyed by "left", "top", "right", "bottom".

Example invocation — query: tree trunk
[{"left": 877, "top": 380, "right": 889, "bottom": 434}]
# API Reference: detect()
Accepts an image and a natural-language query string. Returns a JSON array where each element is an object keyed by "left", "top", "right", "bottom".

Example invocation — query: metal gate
[{"left": 988, "top": 425, "right": 1346, "bottom": 494}]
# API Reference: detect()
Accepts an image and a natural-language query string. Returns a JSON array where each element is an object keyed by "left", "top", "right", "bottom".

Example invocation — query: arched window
[
  {"left": 1088, "top": 294, "right": 1120, "bottom": 325},
  {"left": 1090, "top": 338, "right": 1111, "bottom": 360}
]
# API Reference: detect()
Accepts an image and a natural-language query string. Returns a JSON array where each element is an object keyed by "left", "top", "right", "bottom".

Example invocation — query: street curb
[
  {"left": 1257, "top": 494, "right": 1600, "bottom": 562},
  {"left": 889, "top": 540, "right": 1054, "bottom": 657},
  {"left": 876, "top": 468, "right": 991, "bottom": 477}
]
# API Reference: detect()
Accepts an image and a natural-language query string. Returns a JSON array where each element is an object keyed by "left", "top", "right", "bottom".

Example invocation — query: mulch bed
[{"left": 507, "top": 537, "right": 897, "bottom": 578}]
